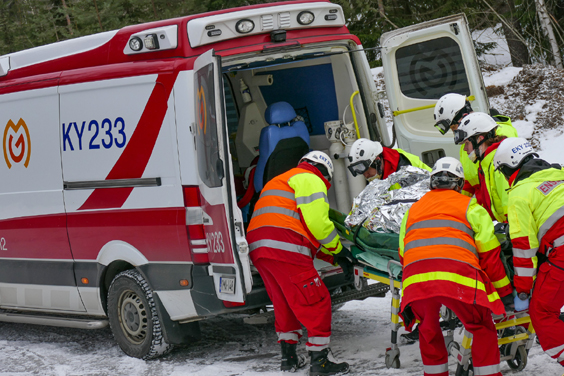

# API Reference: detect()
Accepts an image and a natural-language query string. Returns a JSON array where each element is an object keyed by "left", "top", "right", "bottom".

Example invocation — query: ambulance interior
[{"left": 220, "top": 43, "right": 384, "bottom": 223}]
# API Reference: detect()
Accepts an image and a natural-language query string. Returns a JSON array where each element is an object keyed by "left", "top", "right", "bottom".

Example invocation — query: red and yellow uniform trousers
[
  {"left": 247, "top": 163, "right": 343, "bottom": 351},
  {"left": 506, "top": 164, "right": 564, "bottom": 366},
  {"left": 399, "top": 189, "right": 512, "bottom": 376}
]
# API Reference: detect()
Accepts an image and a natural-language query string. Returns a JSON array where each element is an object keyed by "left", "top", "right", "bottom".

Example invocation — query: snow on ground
[{"left": 0, "top": 291, "right": 560, "bottom": 375}]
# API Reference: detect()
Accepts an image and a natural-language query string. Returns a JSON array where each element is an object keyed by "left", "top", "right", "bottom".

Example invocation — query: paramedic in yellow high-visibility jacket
[
  {"left": 433, "top": 93, "right": 518, "bottom": 198},
  {"left": 494, "top": 138, "right": 564, "bottom": 368}
]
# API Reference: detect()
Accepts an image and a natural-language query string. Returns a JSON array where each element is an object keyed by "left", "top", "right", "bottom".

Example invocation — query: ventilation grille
[
  {"left": 261, "top": 14, "right": 274, "bottom": 30},
  {"left": 279, "top": 12, "right": 291, "bottom": 28}
]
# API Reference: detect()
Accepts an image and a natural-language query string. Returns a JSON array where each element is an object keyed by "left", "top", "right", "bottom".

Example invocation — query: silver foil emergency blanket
[{"left": 345, "top": 166, "right": 430, "bottom": 233}]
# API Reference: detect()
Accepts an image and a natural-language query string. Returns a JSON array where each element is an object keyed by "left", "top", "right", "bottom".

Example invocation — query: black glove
[
  {"left": 501, "top": 293, "right": 515, "bottom": 313},
  {"left": 334, "top": 247, "right": 355, "bottom": 281},
  {"left": 494, "top": 222, "right": 512, "bottom": 254},
  {"left": 335, "top": 255, "right": 354, "bottom": 281}
]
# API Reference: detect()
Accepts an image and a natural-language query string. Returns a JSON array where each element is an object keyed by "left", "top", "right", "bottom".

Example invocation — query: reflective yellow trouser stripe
[{"left": 403, "top": 271, "right": 500, "bottom": 302}]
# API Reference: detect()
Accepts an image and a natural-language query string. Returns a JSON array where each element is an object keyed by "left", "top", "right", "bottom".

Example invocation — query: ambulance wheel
[
  {"left": 384, "top": 353, "right": 400, "bottom": 369},
  {"left": 108, "top": 269, "right": 172, "bottom": 359},
  {"left": 506, "top": 345, "right": 528, "bottom": 371}
]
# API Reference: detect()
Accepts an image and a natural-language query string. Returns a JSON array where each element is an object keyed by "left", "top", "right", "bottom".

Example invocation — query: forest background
[{"left": 2, "top": 0, "right": 564, "bottom": 69}]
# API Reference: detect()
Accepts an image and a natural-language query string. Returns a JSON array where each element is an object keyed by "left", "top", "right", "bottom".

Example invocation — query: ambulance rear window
[
  {"left": 195, "top": 62, "right": 222, "bottom": 187},
  {"left": 395, "top": 36, "right": 470, "bottom": 100}
]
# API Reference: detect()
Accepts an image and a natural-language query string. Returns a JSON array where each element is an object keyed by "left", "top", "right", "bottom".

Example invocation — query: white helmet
[
  {"left": 300, "top": 151, "right": 334, "bottom": 181},
  {"left": 454, "top": 112, "right": 498, "bottom": 146},
  {"left": 433, "top": 93, "right": 471, "bottom": 135},
  {"left": 430, "top": 157, "right": 465, "bottom": 190},
  {"left": 347, "top": 138, "right": 383, "bottom": 177},
  {"left": 493, "top": 137, "right": 537, "bottom": 178}
]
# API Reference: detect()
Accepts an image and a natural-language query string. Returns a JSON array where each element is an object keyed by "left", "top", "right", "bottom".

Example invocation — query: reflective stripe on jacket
[
  {"left": 381, "top": 147, "right": 431, "bottom": 180},
  {"left": 507, "top": 166, "right": 564, "bottom": 294},
  {"left": 247, "top": 164, "right": 342, "bottom": 258},
  {"left": 399, "top": 189, "right": 510, "bottom": 315},
  {"left": 461, "top": 117, "right": 517, "bottom": 198},
  {"left": 476, "top": 142, "right": 511, "bottom": 222}
]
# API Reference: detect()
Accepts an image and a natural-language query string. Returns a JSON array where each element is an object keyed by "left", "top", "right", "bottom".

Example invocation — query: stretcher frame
[{"left": 353, "top": 257, "right": 537, "bottom": 373}]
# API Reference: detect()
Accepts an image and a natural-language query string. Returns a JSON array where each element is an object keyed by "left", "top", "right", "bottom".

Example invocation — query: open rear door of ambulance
[
  {"left": 193, "top": 49, "right": 252, "bottom": 303},
  {"left": 380, "top": 14, "right": 489, "bottom": 166}
]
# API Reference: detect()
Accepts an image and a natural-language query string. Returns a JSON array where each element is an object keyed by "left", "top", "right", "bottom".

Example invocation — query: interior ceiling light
[
  {"left": 129, "top": 37, "right": 143, "bottom": 51},
  {"left": 297, "top": 11, "right": 315, "bottom": 25},
  {"left": 236, "top": 19, "right": 255, "bottom": 34}
]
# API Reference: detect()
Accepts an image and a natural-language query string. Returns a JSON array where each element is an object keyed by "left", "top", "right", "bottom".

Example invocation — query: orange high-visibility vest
[
  {"left": 247, "top": 168, "right": 320, "bottom": 249},
  {"left": 400, "top": 189, "right": 505, "bottom": 315}
]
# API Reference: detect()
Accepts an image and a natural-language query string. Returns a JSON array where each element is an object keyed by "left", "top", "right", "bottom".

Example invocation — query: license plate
[{"left": 220, "top": 276, "right": 235, "bottom": 294}]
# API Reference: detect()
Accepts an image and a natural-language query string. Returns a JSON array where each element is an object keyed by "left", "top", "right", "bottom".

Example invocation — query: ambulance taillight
[{"left": 183, "top": 186, "right": 210, "bottom": 264}]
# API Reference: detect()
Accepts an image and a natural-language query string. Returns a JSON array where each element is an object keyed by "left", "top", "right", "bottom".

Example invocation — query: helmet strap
[{"left": 371, "top": 156, "right": 383, "bottom": 177}]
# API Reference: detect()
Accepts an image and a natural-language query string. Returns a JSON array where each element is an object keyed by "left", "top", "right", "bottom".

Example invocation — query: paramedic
[
  {"left": 347, "top": 138, "right": 431, "bottom": 181},
  {"left": 433, "top": 93, "right": 517, "bottom": 197},
  {"left": 453, "top": 112, "right": 510, "bottom": 223},
  {"left": 398, "top": 157, "right": 513, "bottom": 376},
  {"left": 493, "top": 138, "right": 564, "bottom": 367},
  {"left": 247, "top": 151, "right": 351, "bottom": 375}
]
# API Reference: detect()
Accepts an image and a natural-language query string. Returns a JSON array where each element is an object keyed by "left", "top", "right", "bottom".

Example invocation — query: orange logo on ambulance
[
  {"left": 3, "top": 118, "right": 31, "bottom": 169},
  {"left": 197, "top": 85, "right": 207, "bottom": 135}
]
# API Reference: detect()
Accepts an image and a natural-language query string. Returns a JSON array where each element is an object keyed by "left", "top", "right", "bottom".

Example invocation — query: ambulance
[{"left": 0, "top": 0, "right": 490, "bottom": 359}]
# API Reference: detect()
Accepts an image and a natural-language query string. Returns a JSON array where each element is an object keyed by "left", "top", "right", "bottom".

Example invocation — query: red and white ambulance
[{"left": 0, "top": 0, "right": 490, "bottom": 359}]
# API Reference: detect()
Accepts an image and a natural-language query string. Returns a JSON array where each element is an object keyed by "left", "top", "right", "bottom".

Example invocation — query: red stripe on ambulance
[{"left": 78, "top": 72, "right": 179, "bottom": 210}]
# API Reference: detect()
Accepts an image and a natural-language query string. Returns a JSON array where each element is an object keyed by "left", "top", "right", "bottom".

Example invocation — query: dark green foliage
[{"left": 0, "top": 0, "right": 561, "bottom": 68}]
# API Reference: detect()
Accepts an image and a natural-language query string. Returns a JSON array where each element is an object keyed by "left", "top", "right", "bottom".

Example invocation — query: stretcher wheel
[
  {"left": 455, "top": 359, "right": 472, "bottom": 376},
  {"left": 447, "top": 340, "right": 460, "bottom": 355},
  {"left": 506, "top": 345, "right": 528, "bottom": 371},
  {"left": 384, "top": 353, "right": 400, "bottom": 369}
]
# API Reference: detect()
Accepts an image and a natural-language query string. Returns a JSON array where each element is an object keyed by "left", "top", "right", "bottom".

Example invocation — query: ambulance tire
[{"left": 108, "top": 269, "right": 173, "bottom": 360}]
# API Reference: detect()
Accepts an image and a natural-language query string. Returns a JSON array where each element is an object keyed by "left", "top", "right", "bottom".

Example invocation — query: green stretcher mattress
[{"left": 330, "top": 209, "right": 402, "bottom": 278}]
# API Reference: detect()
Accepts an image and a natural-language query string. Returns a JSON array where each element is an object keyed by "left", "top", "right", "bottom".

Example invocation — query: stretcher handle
[{"left": 387, "top": 259, "right": 403, "bottom": 291}]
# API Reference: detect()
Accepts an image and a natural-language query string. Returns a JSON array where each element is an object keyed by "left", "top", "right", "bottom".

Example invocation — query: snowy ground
[{"left": 0, "top": 290, "right": 561, "bottom": 375}]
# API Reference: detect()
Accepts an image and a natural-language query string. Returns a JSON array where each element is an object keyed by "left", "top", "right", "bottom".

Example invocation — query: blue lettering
[
  {"left": 89, "top": 120, "right": 100, "bottom": 149},
  {"left": 101, "top": 118, "right": 113, "bottom": 149},
  {"left": 73, "top": 121, "right": 86, "bottom": 150},
  {"left": 114, "top": 117, "right": 126, "bottom": 148},
  {"left": 62, "top": 123, "right": 74, "bottom": 151},
  {"left": 63, "top": 116, "right": 127, "bottom": 152}
]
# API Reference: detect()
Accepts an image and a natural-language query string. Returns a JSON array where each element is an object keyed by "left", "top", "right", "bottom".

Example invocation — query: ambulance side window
[
  {"left": 395, "top": 36, "right": 470, "bottom": 100},
  {"left": 195, "top": 62, "right": 222, "bottom": 187}
]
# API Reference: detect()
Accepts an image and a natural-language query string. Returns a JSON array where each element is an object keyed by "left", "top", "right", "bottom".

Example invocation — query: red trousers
[
  {"left": 253, "top": 257, "right": 332, "bottom": 350},
  {"left": 411, "top": 296, "right": 501, "bottom": 376},
  {"left": 530, "top": 259, "right": 564, "bottom": 366}
]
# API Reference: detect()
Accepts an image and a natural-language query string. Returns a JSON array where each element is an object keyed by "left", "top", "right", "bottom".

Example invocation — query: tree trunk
[
  {"left": 535, "top": 0, "right": 563, "bottom": 68},
  {"left": 93, "top": 0, "right": 103, "bottom": 31},
  {"left": 495, "top": 0, "right": 530, "bottom": 67},
  {"left": 61, "top": 0, "right": 73, "bottom": 35}
]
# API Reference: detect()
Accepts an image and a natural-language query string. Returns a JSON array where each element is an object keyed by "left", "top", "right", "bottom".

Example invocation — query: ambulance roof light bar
[
  {"left": 124, "top": 25, "right": 178, "bottom": 55},
  {"left": 187, "top": 2, "right": 345, "bottom": 48}
]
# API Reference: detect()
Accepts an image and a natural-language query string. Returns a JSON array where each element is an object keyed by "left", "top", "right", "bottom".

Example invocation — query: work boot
[
  {"left": 280, "top": 341, "right": 306, "bottom": 372},
  {"left": 309, "top": 348, "right": 350, "bottom": 376},
  {"left": 400, "top": 326, "right": 419, "bottom": 344}
]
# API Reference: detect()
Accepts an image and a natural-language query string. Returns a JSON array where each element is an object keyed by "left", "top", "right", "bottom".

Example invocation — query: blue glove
[{"left": 514, "top": 295, "right": 530, "bottom": 311}]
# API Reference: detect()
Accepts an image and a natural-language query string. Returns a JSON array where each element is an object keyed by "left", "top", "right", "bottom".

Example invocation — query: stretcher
[{"left": 330, "top": 209, "right": 537, "bottom": 374}]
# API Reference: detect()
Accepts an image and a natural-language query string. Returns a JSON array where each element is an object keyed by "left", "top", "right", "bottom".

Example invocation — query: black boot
[
  {"left": 400, "top": 326, "right": 419, "bottom": 344},
  {"left": 309, "top": 348, "right": 350, "bottom": 376},
  {"left": 281, "top": 341, "right": 306, "bottom": 372}
]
